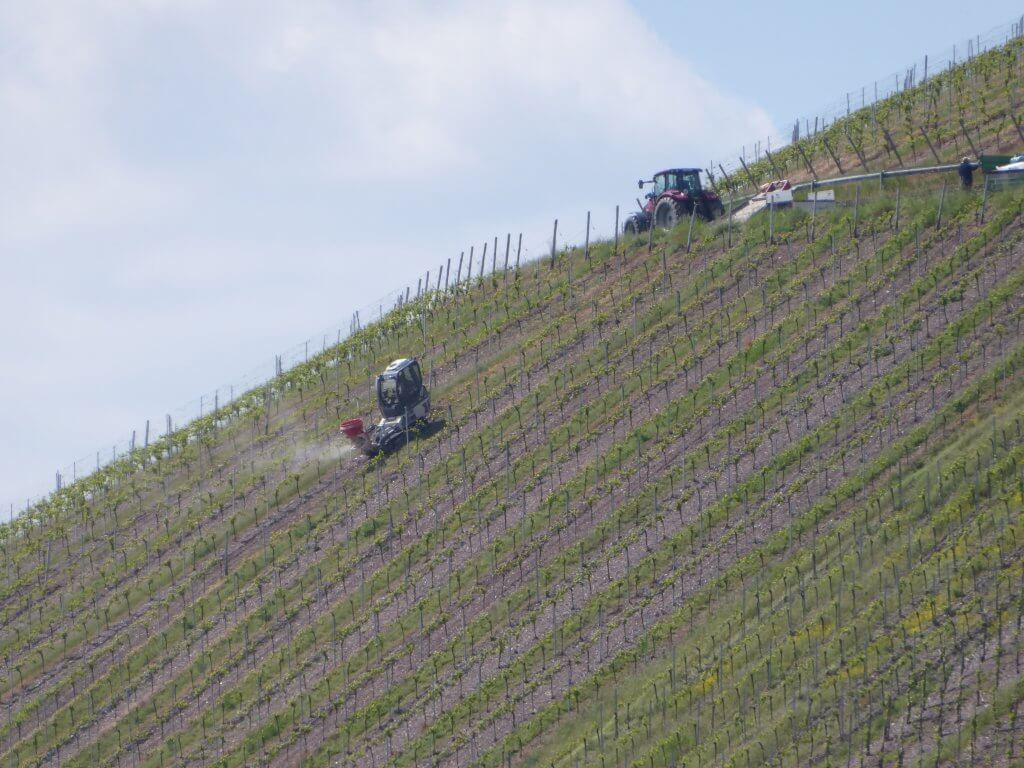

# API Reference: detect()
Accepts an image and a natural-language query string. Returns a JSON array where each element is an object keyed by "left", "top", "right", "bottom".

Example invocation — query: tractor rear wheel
[
  {"left": 654, "top": 197, "right": 687, "bottom": 230},
  {"left": 382, "top": 433, "right": 405, "bottom": 454},
  {"left": 701, "top": 198, "right": 725, "bottom": 221}
]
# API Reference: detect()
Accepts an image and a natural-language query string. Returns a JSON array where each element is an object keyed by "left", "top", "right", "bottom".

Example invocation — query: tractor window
[
  {"left": 407, "top": 362, "right": 423, "bottom": 391},
  {"left": 398, "top": 366, "right": 419, "bottom": 403},
  {"left": 652, "top": 175, "right": 667, "bottom": 196},
  {"left": 379, "top": 377, "right": 399, "bottom": 409},
  {"left": 660, "top": 171, "right": 700, "bottom": 194}
]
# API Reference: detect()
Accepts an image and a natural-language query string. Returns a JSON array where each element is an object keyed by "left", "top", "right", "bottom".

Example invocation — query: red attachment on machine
[{"left": 340, "top": 419, "right": 365, "bottom": 439}]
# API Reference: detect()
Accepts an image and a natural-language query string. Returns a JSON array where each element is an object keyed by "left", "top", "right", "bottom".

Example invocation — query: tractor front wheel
[
  {"left": 624, "top": 218, "right": 639, "bottom": 236},
  {"left": 654, "top": 197, "right": 687, "bottom": 230}
]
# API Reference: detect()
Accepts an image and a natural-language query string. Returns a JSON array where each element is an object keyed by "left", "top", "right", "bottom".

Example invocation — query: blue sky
[
  {"left": 636, "top": 2, "right": 1022, "bottom": 132},
  {"left": 1, "top": 1, "right": 1021, "bottom": 513}
]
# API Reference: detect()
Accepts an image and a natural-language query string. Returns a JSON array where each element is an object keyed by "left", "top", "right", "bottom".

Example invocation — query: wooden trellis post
[
  {"left": 718, "top": 163, "right": 731, "bottom": 191},
  {"left": 843, "top": 125, "right": 870, "bottom": 170},
  {"left": 821, "top": 136, "right": 844, "bottom": 174},
  {"left": 853, "top": 185, "right": 861, "bottom": 237},
  {"left": 613, "top": 206, "right": 619, "bottom": 264},
  {"left": 550, "top": 219, "right": 557, "bottom": 268},
  {"left": 704, "top": 167, "right": 720, "bottom": 195},
  {"left": 919, "top": 128, "right": 942, "bottom": 164},
  {"left": 686, "top": 206, "right": 697, "bottom": 253},
  {"left": 738, "top": 156, "right": 758, "bottom": 191},
  {"left": 809, "top": 182, "right": 817, "bottom": 242},
  {"left": 880, "top": 125, "right": 904, "bottom": 166},
  {"left": 936, "top": 180, "right": 947, "bottom": 228},
  {"left": 796, "top": 143, "right": 817, "bottom": 179},
  {"left": 584, "top": 211, "right": 591, "bottom": 261},
  {"left": 503, "top": 233, "right": 510, "bottom": 282},
  {"left": 727, "top": 197, "right": 734, "bottom": 248},
  {"left": 959, "top": 119, "right": 981, "bottom": 158}
]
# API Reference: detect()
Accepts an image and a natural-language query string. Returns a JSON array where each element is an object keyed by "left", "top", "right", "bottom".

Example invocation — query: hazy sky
[{"left": 2, "top": 1, "right": 1021, "bottom": 512}]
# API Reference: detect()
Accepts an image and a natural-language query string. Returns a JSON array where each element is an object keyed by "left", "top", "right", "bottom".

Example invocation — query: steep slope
[
  {"left": 718, "top": 40, "right": 1024, "bottom": 192},
  {"left": 2, "top": 37, "right": 1024, "bottom": 768}
]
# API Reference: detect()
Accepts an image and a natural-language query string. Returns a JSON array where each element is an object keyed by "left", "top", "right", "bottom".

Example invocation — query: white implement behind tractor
[{"left": 341, "top": 358, "right": 431, "bottom": 457}]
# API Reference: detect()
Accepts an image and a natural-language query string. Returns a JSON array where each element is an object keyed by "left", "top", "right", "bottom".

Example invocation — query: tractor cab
[
  {"left": 377, "top": 358, "right": 427, "bottom": 418},
  {"left": 650, "top": 168, "right": 703, "bottom": 200}
]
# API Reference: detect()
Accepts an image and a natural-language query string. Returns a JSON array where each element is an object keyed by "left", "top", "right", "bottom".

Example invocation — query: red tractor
[{"left": 623, "top": 168, "right": 725, "bottom": 235}]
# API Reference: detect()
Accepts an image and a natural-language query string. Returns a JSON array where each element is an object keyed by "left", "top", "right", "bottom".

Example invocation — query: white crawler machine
[{"left": 341, "top": 358, "right": 431, "bottom": 457}]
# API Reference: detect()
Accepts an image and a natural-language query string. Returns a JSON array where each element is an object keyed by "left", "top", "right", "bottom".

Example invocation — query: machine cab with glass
[
  {"left": 377, "top": 358, "right": 429, "bottom": 420},
  {"left": 651, "top": 169, "right": 702, "bottom": 197}
]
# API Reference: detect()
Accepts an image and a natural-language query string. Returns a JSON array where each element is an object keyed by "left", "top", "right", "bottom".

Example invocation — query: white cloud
[
  {"left": 212, "top": 0, "right": 774, "bottom": 179},
  {"left": 0, "top": 0, "right": 773, "bottom": 507},
  {"left": 0, "top": 3, "right": 185, "bottom": 245}
]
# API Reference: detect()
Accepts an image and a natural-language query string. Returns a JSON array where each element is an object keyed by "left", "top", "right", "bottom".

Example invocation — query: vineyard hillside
[{"left": 4, "top": 37, "right": 1024, "bottom": 768}]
